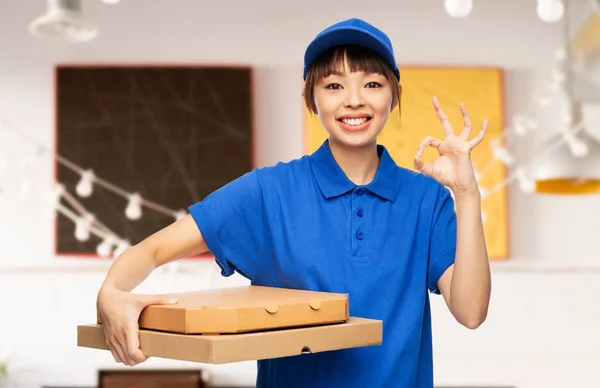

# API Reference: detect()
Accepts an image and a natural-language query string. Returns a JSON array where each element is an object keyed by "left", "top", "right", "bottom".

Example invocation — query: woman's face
[{"left": 313, "top": 59, "right": 394, "bottom": 149}]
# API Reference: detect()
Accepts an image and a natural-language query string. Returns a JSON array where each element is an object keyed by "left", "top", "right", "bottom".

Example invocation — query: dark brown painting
[{"left": 54, "top": 65, "right": 253, "bottom": 256}]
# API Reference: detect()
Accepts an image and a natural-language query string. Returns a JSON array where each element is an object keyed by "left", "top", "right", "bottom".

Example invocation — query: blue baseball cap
[{"left": 303, "top": 18, "right": 400, "bottom": 81}]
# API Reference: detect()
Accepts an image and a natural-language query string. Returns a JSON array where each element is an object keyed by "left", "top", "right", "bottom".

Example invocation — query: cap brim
[{"left": 303, "top": 27, "right": 399, "bottom": 80}]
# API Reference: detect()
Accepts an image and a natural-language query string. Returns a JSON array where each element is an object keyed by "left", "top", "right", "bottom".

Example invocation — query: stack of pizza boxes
[{"left": 77, "top": 285, "right": 382, "bottom": 364}]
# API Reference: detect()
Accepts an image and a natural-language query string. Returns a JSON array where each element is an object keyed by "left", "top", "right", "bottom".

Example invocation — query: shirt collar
[{"left": 308, "top": 140, "right": 402, "bottom": 202}]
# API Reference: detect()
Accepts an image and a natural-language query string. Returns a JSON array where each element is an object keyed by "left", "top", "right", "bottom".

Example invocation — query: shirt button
[
  {"left": 356, "top": 188, "right": 364, "bottom": 196},
  {"left": 356, "top": 231, "right": 364, "bottom": 240},
  {"left": 357, "top": 209, "right": 364, "bottom": 217}
]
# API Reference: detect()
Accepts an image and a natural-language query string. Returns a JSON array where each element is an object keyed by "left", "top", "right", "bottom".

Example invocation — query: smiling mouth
[{"left": 337, "top": 117, "right": 372, "bottom": 126}]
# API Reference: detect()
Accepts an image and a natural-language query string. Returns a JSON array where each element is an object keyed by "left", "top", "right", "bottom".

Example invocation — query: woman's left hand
[{"left": 413, "top": 96, "right": 487, "bottom": 196}]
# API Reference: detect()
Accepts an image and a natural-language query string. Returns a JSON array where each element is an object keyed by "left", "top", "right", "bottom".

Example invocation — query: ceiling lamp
[
  {"left": 537, "top": 0, "right": 565, "bottom": 23},
  {"left": 530, "top": 103, "right": 600, "bottom": 194},
  {"left": 29, "top": 0, "right": 97, "bottom": 42},
  {"left": 444, "top": 0, "right": 473, "bottom": 18}
]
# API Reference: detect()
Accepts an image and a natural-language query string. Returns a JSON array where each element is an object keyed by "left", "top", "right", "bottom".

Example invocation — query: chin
[
  {"left": 326, "top": 122, "right": 382, "bottom": 148},
  {"left": 329, "top": 131, "right": 378, "bottom": 149}
]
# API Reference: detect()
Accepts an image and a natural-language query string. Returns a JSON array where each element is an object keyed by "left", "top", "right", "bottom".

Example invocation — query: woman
[{"left": 96, "top": 18, "right": 491, "bottom": 388}]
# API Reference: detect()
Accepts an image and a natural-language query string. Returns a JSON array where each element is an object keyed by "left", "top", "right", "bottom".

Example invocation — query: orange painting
[{"left": 303, "top": 67, "right": 508, "bottom": 259}]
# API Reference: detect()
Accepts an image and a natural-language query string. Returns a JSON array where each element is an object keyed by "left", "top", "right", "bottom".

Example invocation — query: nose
[{"left": 343, "top": 87, "right": 365, "bottom": 109}]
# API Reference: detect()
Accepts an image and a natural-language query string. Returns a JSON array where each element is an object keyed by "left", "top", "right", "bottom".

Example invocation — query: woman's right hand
[{"left": 96, "top": 286, "right": 178, "bottom": 366}]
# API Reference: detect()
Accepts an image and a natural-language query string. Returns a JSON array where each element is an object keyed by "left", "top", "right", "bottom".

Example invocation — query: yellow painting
[{"left": 303, "top": 67, "right": 508, "bottom": 260}]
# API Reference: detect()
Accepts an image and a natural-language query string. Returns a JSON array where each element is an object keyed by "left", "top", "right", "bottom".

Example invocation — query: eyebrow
[{"left": 325, "top": 70, "right": 383, "bottom": 77}]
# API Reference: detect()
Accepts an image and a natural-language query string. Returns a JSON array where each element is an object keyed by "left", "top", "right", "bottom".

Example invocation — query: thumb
[{"left": 141, "top": 294, "right": 178, "bottom": 306}]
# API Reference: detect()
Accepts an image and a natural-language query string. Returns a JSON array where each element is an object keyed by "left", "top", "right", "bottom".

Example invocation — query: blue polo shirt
[{"left": 188, "top": 139, "right": 457, "bottom": 388}]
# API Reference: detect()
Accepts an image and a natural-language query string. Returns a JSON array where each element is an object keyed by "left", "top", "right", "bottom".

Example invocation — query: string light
[
  {"left": 125, "top": 192, "right": 143, "bottom": 221},
  {"left": 536, "top": 0, "right": 565, "bottom": 23},
  {"left": 96, "top": 235, "right": 116, "bottom": 258},
  {"left": 515, "top": 167, "right": 536, "bottom": 194},
  {"left": 490, "top": 140, "right": 515, "bottom": 166},
  {"left": 444, "top": 0, "right": 473, "bottom": 18},
  {"left": 75, "top": 169, "right": 95, "bottom": 197},
  {"left": 74, "top": 213, "right": 95, "bottom": 242},
  {"left": 1, "top": 120, "right": 188, "bottom": 221},
  {"left": 113, "top": 240, "right": 131, "bottom": 258},
  {"left": 174, "top": 209, "right": 188, "bottom": 221},
  {"left": 0, "top": 46, "right": 594, "bottom": 240}
]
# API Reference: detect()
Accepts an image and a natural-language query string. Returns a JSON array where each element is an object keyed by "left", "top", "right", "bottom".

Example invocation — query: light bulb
[
  {"left": 125, "top": 193, "right": 142, "bottom": 220},
  {"left": 479, "top": 186, "right": 489, "bottom": 198},
  {"left": 537, "top": 0, "right": 564, "bottom": 23},
  {"left": 51, "top": 183, "right": 64, "bottom": 205},
  {"left": 101, "top": 0, "right": 122, "bottom": 3},
  {"left": 113, "top": 240, "right": 131, "bottom": 258},
  {"left": 74, "top": 213, "right": 95, "bottom": 242},
  {"left": 525, "top": 118, "right": 538, "bottom": 131},
  {"left": 491, "top": 141, "right": 515, "bottom": 166},
  {"left": 75, "top": 170, "right": 94, "bottom": 198},
  {"left": 566, "top": 137, "right": 589, "bottom": 157},
  {"left": 551, "top": 70, "right": 565, "bottom": 84},
  {"left": 96, "top": 236, "right": 115, "bottom": 257},
  {"left": 512, "top": 115, "right": 529, "bottom": 136},
  {"left": 75, "top": 223, "right": 90, "bottom": 241},
  {"left": 538, "top": 96, "right": 551, "bottom": 106},
  {"left": 444, "top": 0, "right": 473, "bottom": 18},
  {"left": 515, "top": 168, "right": 536, "bottom": 193},
  {"left": 75, "top": 169, "right": 94, "bottom": 197},
  {"left": 174, "top": 209, "right": 187, "bottom": 221},
  {"left": 554, "top": 48, "right": 567, "bottom": 61}
]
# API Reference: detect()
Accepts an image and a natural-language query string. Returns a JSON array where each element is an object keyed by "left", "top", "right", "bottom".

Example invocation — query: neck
[{"left": 328, "top": 139, "right": 380, "bottom": 185}]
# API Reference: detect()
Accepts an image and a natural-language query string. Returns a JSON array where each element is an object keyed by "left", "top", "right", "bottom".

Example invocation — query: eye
[
  {"left": 325, "top": 83, "right": 342, "bottom": 90},
  {"left": 366, "top": 82, "right": 382, "bottom": 88}
]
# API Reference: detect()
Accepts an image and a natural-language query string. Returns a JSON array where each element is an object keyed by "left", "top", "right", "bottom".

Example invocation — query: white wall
[{"left": 1, "top": 0, "right": 599, "bottom": 387}]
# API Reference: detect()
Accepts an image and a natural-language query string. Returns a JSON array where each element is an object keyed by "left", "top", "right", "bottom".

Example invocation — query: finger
[
  {"left": 107, "top": 342, "right": 123, "bottom": 364},
  {"left": 126, "top": 323, "right": 146, "bottom": 365},
  {"left": 103, "top": 325, "right": 124, "bottom": 364},
  {"left": 416, "top": 136, "right": 443, "bottom": 157},
  {"left": 432, "top": 96, "right": 454, "bottom": 137},
  {"left": 109, "top": 334, "right": 128, "bottom": 365},
  {"left": 413, "top": 155, "right": 434, "bottom": 176},
  {"left": 469, "top": 119, "right": 488, "bottom": 149},
  {"left": 459, "top": 102, "right": 473, "bottom": 139},
  {"left": 116, "top": 329, "right": 137, "bottom": 366}
]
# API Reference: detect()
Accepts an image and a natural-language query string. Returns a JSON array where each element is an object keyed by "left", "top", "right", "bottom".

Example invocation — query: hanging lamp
[
  {"left": 530, "top": 103, "right": 600, "bottom": 194},
  {"left": 529, "top": 1, "right": 600, "bottom": 195}
]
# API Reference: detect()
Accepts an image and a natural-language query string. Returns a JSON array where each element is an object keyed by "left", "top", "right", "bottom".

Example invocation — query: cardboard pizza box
[
  {"left": 78, "top": 317, "right": 382, "bottom": 364},
  {"left": 98, "top": 285, "right": 349, "bottom": 334}
]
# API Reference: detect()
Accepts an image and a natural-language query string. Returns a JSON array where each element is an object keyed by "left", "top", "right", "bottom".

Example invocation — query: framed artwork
[
  {"left": 304, "top": 67, "right": 509, "bottom": 259},
  {"left": 54, "top": 64, "right": 254, "bottom": 257},
  {"left": 98, "top": 369, "right": 207, "bottom": 388}
]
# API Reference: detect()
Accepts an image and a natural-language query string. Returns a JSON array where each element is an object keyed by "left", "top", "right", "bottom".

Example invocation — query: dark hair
[{"left": 303, "top": 45, "right": 402, "bottom": 116}]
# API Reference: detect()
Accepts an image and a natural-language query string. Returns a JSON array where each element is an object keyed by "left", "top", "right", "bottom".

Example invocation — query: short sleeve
[
  {"left": 188, "top": 170, "right": 265, "bottom": 282},
  {"left": 426, "top": 185, "right": 457, "bottom": 294}
]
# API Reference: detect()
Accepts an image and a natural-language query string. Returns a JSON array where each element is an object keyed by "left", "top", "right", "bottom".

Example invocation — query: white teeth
[{"left": 341, "top": 117, "right": 368, "bottom": 126}]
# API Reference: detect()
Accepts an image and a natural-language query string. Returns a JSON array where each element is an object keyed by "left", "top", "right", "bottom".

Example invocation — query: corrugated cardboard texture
[
  {"left": 99, "top": 286, "right": 349, "bottom": 334},
  {"left": 78, "top": 317, "right": 382, "bottom": 364}
]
